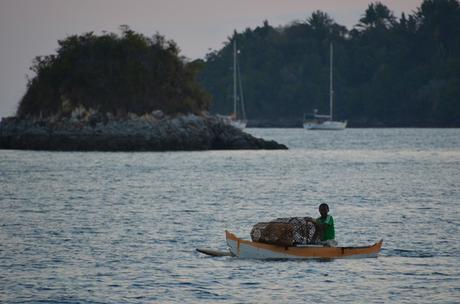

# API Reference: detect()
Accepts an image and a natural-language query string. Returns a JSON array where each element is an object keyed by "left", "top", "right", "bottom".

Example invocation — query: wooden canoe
[{"left": 226, "top": 230, "right": 383, "bottom": 259}]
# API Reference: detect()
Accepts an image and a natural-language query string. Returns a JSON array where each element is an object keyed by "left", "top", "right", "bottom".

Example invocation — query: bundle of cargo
[{"left": 250, "top": 217, "right": 322, "bottom": 246}]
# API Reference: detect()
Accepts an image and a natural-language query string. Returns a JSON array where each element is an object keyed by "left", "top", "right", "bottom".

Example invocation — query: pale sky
[{"left": 0, "top": 0, "right": 422, "bottom": 118}]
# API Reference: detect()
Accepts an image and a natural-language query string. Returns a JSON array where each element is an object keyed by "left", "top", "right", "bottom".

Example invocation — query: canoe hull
[{"left": 225, "top": 230, "right": 382, "bottom": 259}]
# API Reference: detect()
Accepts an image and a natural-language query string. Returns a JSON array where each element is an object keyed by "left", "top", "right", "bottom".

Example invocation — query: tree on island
[{"left": 18, "top": 26, "right": 211, "bottom": 118}]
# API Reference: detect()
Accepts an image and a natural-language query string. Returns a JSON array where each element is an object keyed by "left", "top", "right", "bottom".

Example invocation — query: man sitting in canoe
[{"left": 316, "top": 203, "right": 338, "bottom": 247}]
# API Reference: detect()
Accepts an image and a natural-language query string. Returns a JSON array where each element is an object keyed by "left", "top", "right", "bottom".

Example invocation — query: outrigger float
[{"left": 197, "top": 231, "right": 383, "bottom": 259}]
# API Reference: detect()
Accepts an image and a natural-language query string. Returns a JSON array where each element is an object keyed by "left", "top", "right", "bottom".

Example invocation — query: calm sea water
[{"left": 1, "top": 128, "right": 459, "bottom": 303}]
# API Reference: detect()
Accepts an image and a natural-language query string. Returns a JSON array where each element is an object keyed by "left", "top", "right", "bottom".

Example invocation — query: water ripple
[{"left": 1, "top": 129, "right": 460, "bottom": 303}]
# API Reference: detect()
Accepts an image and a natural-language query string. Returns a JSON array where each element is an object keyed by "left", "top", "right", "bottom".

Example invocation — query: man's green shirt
[{"left": 316, "top": 215, "right": 335, "bottom": 241}]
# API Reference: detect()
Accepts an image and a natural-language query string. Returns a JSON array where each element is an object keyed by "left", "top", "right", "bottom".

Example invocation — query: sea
[{"left": 1, "top": 128, "right": 459, "bottom": 303}]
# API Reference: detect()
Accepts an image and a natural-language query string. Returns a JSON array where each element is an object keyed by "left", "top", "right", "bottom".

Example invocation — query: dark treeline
[
  {"left": 18, "top": 26, "right": 211, "bottom": 118},
  {"left": 199, "top": 0, "right": 460, "bottom": 127}
]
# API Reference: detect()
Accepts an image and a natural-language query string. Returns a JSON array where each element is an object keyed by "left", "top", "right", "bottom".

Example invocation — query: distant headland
[
  {"left": 200, "top": 1, "right": 460, "bottom": 127},
  {"left": 0, "top": 27, "right": 287, "bottom": 151}
]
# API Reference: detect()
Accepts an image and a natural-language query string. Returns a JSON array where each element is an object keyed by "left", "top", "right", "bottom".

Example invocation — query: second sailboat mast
[
  {"left": 329, "top": 42, "right": 334, "bottom": 121},
  {"left": 233, "top": 39, "right": 237, "bottom": 116}
]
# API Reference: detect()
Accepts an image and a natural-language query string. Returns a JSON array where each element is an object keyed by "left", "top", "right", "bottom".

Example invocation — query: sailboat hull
[
  {"left": 303, "top": 120, "right": 347, "bottom": 130},
  {"left": 230, "top": 120, "right": 247, "bottom": 129}
]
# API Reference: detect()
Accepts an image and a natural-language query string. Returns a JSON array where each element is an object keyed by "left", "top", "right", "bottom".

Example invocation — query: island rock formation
[{"left": 0, "top": 110, "right": 287, "bottom": 151}]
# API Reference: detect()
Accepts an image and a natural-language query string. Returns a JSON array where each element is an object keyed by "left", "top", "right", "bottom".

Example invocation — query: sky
[{"left": 0, "top": 0, "right": 423, "bottom": 118}]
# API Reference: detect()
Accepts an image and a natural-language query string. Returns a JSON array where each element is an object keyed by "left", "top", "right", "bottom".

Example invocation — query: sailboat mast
[
  {"left": 237, "top": 60, "right": 246, "bottom": 120},
  {"left": 329, "top": 41, "right": 334, "bottom": 121},
  {"left": 233, "top": 38, "right": 237, "bottom": 116}
]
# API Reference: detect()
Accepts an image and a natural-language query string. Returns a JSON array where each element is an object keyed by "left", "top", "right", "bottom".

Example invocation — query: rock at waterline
[{"left": 0, "top": 113, "right": 288, "bottom": 151}]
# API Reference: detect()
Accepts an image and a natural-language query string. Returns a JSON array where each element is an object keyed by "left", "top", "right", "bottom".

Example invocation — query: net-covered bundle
[
  {"left": 250, "top": 221, "right": 294, "bottom": 246},
  {"left": 250, "top": 217, "right": 322, "bottom": 246}
]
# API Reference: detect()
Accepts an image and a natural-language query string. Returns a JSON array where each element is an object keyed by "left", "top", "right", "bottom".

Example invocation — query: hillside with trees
[
  {"left": 199, "top": 0, "right": 460, "bottom": 127},
  {"left": 17, "top": 26, "right": 211, "bottom": 118}
]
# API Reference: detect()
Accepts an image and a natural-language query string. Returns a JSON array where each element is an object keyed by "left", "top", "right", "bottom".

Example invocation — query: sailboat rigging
[
  {"left": 303, "top": 42, "right": 347, "bottom": 130},
  {"left": 229, "top": 38, "right": 247, "bottom": 129}
]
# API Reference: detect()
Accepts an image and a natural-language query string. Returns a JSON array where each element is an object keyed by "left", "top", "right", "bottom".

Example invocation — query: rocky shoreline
[{"left": 0, "top": 112, "right": 287, "bottom": 151}]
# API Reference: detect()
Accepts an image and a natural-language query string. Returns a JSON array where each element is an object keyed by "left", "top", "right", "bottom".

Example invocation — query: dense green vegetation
[
  {"left": 200, "top": 0, "right": 460, "bottom": 127},
  {"left": 18, "top": 26, "right": 211, "bottom": 118}
]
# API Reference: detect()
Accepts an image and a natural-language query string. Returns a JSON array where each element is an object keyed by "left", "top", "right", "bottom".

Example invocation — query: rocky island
[
  {"left": 0, "top": 27, "right": 286, "bottom": 151},
  {"left": 0, "top": 110, "right": 286, "bottom": 151}
]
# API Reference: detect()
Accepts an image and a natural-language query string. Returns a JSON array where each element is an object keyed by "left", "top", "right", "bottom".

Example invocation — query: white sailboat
[
  {"left": 303, "top": 42, "right": 347, "bottom": 130},
  {"left": 229, "top": 38, "right": 247, "bottom": 129}
]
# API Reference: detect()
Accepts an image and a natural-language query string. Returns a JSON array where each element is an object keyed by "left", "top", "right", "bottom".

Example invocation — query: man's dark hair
[{"left": 319, "top": 203, "right": 329, "bottom": 211}]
